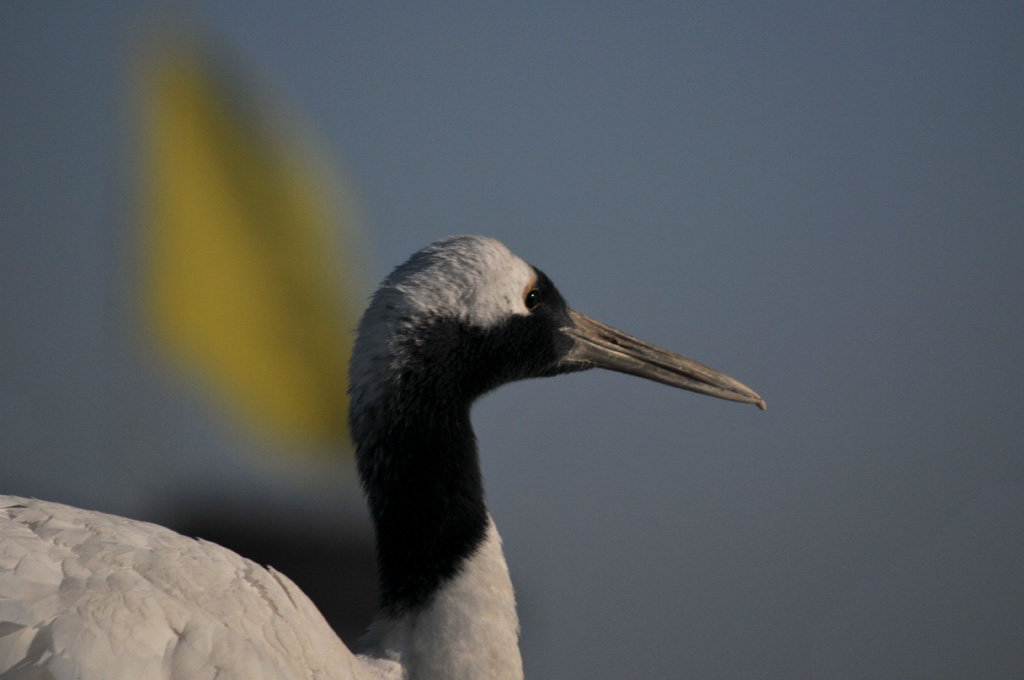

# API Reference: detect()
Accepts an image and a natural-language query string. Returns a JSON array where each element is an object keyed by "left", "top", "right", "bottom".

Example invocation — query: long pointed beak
[{"left": 561, "top": 309, "right": 766, "bottom": 410}]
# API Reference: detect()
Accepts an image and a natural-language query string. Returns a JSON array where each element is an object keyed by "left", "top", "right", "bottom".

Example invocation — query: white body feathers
[
  {"left": 0, "top": 496, "right": 368, "bottom": 680},
  {"left": 0, "top": 497, "right": 520, "bottom": 680}
]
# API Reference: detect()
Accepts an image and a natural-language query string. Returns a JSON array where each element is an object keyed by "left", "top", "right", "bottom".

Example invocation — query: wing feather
[{"left": 0, "top": 496, "right": 371, "bottom": 680}]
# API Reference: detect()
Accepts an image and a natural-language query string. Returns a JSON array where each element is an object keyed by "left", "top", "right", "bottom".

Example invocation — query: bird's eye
[{"left": 524, "top": 288, "right": 541, "bottom": 311}]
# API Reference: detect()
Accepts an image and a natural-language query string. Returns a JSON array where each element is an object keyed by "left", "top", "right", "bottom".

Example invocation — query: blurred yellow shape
[{"left": 139, "top": 37, "right": 362, "bottom": 457}]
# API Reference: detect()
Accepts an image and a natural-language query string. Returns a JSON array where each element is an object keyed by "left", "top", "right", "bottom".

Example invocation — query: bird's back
[{"left": 0, "top": 496, "right": 367, "bottom": 680}]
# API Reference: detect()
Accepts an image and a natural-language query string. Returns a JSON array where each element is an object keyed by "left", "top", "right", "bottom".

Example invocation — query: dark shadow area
[{"left": 167, "top": 503, "right": 379, "bottom": 648}]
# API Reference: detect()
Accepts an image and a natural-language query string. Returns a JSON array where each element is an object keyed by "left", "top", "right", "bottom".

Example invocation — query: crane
[{"left": 0, "top": 235, "right": 764, "bottom": 679}]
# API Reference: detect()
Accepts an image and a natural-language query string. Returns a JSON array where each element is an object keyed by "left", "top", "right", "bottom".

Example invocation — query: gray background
[{"left": 3, "top": 3, "right": 1023, "bottom": 679}]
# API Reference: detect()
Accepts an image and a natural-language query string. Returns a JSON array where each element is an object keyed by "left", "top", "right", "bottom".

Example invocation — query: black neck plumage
[
  {"left": 354, "top": 368, "right": 489, "bottom": 614},
  {"left": 351, "top": 302, "right": 574, "bottom": 614}
]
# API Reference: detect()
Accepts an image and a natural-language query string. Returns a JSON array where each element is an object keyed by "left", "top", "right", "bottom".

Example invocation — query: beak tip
[{"left": 755, "top": 399, "right": 767, "bottom": 411}]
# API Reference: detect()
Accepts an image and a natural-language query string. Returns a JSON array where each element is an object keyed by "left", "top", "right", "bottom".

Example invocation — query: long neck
[
  {"left": 356, "top": 396, "right": 489, "bottom": 613},
  {"left": 352, "top": 387, "right": 523, "bottom": 680}
]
